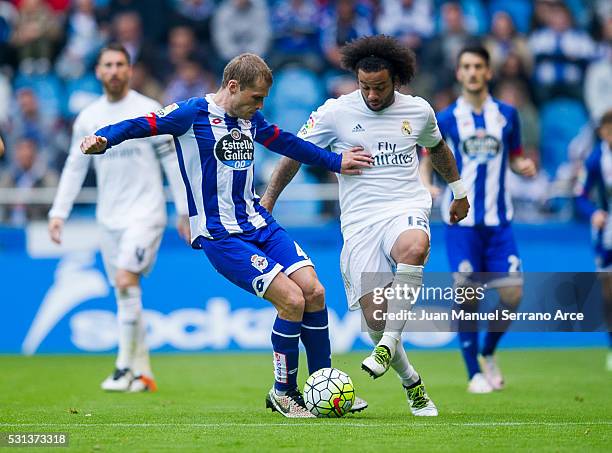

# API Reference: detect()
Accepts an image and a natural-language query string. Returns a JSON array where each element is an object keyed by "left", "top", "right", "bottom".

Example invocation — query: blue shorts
[
  {"left": 196, "top": 222, "right": 313, "bottom": 297},
  {"left": 445, "top": 224, "right": 522, "bottom": 287},
  {"left": 594, "top": 231, "right": 612, "bottom": 270},
  {"left": 596, "top": 250, "right": 612, "bottom": 270}
]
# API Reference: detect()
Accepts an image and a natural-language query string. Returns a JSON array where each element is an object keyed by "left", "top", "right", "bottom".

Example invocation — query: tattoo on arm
[
  {"left": 427, "top": 139, "right": 460, "bottom": 183},
  {"left": 263, "top": 157, "right": 302, "bottom": 204}
]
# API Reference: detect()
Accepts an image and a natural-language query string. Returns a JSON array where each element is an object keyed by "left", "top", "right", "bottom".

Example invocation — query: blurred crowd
[{"left": 0, "top": 0, "right": 610, "bottom": 225}]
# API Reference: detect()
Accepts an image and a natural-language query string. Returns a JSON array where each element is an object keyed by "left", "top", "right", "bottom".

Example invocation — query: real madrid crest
[{"left": 401, "top": 120, "right": 412, "bottom": 136}]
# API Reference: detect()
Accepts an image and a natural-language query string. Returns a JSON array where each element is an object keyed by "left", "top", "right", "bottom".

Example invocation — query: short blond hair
[{"left": 221, "top": 53, "right": 273, "bottom": 89}]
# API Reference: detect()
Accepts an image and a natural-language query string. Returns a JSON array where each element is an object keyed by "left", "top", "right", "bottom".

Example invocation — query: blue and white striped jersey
[
  {"left": 576, "top": 140, "right": 612, "bottom": 253},
  {"left": 95, "top": 94, "right": 342, "bottom": 245},
  {"left": 436, "top": 96, "right": 522, "bottom": 227}
]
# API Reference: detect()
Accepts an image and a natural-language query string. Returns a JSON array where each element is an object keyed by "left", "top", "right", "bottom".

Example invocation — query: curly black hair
[{"left": 340, "top": 35, "right": 417, "bottom": 86}]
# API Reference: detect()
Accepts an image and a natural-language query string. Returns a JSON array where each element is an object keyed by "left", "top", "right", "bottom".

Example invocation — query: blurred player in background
[
  {"left": 261, "top": 35, "right": 469, "bottom": 416},
  {"left": 48, "top": 44, "right": 190, "bottom": 393},
  {"left": 421, "top": 45, "right": 536, "bottom": 393},
  {"left": 576, "top": 109, "right": 612, "bottom": 371},
  {"left": 80, "top": 53, "right": 372, "bottom": 417}
]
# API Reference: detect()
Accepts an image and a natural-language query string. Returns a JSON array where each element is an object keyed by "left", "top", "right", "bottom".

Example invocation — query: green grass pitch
[{"left": 1, "top": 349, "right": 610, "bottom": 452}]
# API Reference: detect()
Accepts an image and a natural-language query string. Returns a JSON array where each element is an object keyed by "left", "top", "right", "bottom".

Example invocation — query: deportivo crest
[
  {"left": 156, "top": 103, "right": 179, "bottom": 117},
  {"left": 214, "top": 128, "right": 254, "bottom": 170},
  {"left": 251, "top": 254, "right": 268, "bottom": 272},
  {"left": 401, "top": 120, "right": 412, "bottom": 136},
  {"left": 461, "top": 128, "right": 502, "bottom": 163}
]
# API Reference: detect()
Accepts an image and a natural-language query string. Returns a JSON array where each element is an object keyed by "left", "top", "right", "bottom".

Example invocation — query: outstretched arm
[
  {"left": 253, "top": 112, "right": 371, "bottom": 175},
  {"left": 81, "top": 101, "right": 196, "bottom": 154},
  {"left": 427, "top": 139, "right": 469, "bottom": 223},
  {"left": 260, "top": 157, "right": 302, "bottom": 212}
]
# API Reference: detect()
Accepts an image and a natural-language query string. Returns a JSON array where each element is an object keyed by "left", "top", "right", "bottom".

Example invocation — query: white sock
[
  {"left": 379, "top": 264, "right": 423, "bottom": 357},
  {"left": 392, "top": 345, "right": 420, "bottom": 387},
  {"left": 115, "top": 286, "right": 142, "bottom": 371},
  {"left": 131, "top": 315, "right": 153, "bottom": 377},
  {"left": 368, "top": 327, "right": 419, "bottom": 387}
]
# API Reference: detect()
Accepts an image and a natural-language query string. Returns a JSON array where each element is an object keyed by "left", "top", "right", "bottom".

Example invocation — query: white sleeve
[
  {"left": 156, "top": 136, "right": 188, "bottom": 216},
  {"left": 417, "top": 103, "right": 442, "bottom": 148},
  {"left": 48, "top": 116, "right": 91, "bottom": 220},
  {"left": 296, "top": 99, "right": 338, "bottom": 150}
]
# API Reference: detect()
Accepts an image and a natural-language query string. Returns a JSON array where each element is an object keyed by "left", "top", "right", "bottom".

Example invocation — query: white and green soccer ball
[{"left": 303, "top": 367, "right": 355, "bottom": 417}]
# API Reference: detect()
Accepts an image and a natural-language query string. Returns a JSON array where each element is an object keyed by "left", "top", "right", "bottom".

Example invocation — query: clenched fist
[{"left": 80, "top": 135, "right": 108, "bottom": 155}]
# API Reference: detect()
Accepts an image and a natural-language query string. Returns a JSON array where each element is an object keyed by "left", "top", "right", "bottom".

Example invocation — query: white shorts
[
  {"left": 99, "top": 225, "right": 164, "bottom": 285},
  {"left": 340, "top": 209, "right": 431, "bottom": 311}
]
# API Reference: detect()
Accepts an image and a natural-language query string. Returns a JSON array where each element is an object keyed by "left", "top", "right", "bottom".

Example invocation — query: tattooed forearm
[
  {"left": 427, "top": 139, "right": 461, "bottom": 183},
  {"left": 262, "top": 156, "right": 302, "bottom": 206}
]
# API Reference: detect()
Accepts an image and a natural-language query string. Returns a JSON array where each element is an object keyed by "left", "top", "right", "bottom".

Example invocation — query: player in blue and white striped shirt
[
  {"left": 576, "top": 110, "right": 612, "bottom": 371},
  {"left": 81, "top": 53, "right": 373, "bottom": 417},
  {"left": 423, "top": 46, "right": 536, "bottom": 393}
]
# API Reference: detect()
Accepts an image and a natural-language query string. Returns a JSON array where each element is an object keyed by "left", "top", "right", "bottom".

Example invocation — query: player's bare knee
[
  {"left": 499, "top": 286, "right": 522, "bottom": 310},
  {"left": 279, "top": 289, "right": 305, "bottom": 320},
  {"left": 396, "top": 243, "right": 429, "bottom": 265},
  {"left": 304, "top": 280, "right": 325, "bottom": 312},
  {"left": 115, "top": 270, "right": 139, "bottom": 292},
  {"left": 115, "top": 275, "right": 129, "bottom": 291}
]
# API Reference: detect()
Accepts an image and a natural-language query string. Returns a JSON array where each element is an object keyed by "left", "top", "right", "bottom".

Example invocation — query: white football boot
[
  {"left": 349, "top": 396, "right": 368, "bottom": 413},
  {"left": 129, "top": 375, "right": 158, "bottom": 392},
  {"left": 467, "top": 372, "right": 494, "bottom": 394},
  {"left": 361, "top": 345, "right": 392, "bottom": 379},
  {"left": 404, "top": 380, "right": 438, "bottom": 416},
  {"left": 606, "top": 351, "right": 612, "bottom": 372},
  {"left": 479, "top": 355, "right": 504, "bottom": 390},
  {"left": 265, "top": 388, "right": 315, "bottom": 418},
  {"left": 101, "top": 368, "right": 133, "bottom": 392}
]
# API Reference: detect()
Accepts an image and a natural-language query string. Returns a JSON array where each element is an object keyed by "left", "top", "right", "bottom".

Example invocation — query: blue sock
[
  {"left": 608, "top": 332, "right": 612, "bottom": 348},
  {"left": 271, "top": 316, "right": 301, "bottom": 393},
  {"left": 456, "top": 302, "right": 481, "bottom": 379},
  {"left": 481, "top": 331, "right": 505, "bottom": 357},
  {"left": 301, "top": 308, "right": 332, "bottom": 374},
  {"left": 458, "top": 332, "right": 480, "bottom": 379}
]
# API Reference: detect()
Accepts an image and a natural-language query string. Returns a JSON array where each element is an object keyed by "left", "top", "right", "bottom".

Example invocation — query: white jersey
[
  {"left": 297, "top": 90, "right": 442, "bottom": 238},
  {"left": 50, "top": 90, "right": 187, "bottom": 230}
]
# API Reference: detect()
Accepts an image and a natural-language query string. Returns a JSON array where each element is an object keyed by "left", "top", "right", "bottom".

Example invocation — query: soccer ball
[{"left": 303, "top": 368, "right": 355, "bottom": 417}]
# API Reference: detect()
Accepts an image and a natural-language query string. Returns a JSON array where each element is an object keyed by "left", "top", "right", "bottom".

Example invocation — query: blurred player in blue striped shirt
[
  {"left": 422, "top": 45, "right": 536, "bottom": 393},
  {"left": 576, "top": 110, "right": 612, "bottom": 371}
]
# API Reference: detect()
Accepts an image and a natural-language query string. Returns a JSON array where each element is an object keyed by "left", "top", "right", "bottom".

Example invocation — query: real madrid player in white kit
[
  {"left": 262, "top": 36, "right": 469, "bottom": 416},
  {"left": 48, "top": 44, "right": 189, "bottom": 393}
]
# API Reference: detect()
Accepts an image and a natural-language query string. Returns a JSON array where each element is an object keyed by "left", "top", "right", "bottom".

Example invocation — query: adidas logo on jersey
[{"left": 351, "top": 124, "right": 365, "bottom": 133}]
